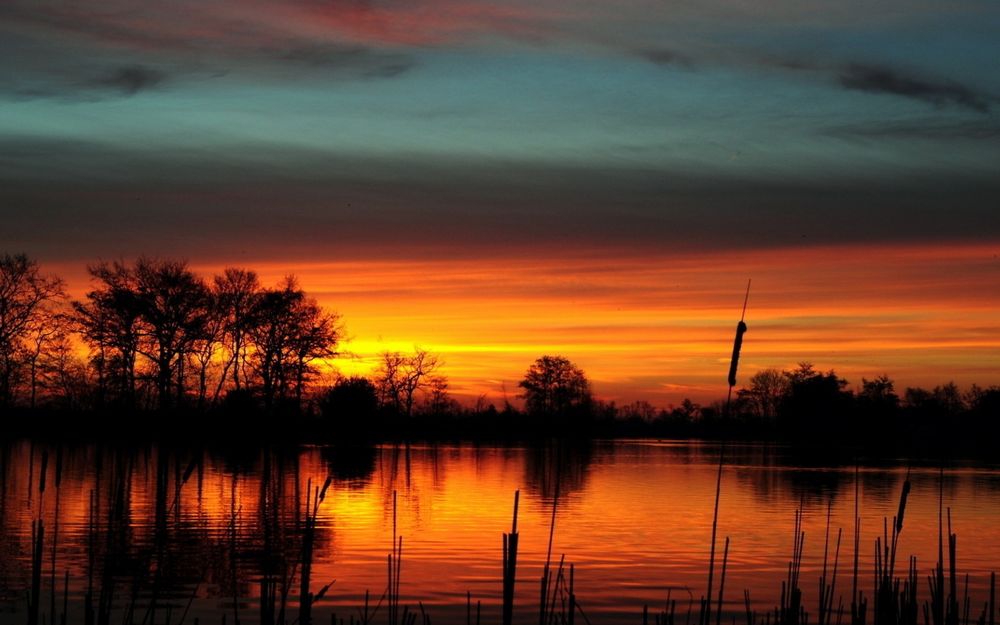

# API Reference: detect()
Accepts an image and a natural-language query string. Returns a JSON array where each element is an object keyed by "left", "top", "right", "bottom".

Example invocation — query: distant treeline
[
  {"left": 608, "top": 364, "right": 1000, "bottom": 450},
  {"left": 1, "top": 253, "right": 997, "bottom": 449}
]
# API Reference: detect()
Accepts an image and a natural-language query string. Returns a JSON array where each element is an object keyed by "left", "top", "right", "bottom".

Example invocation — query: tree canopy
[{"left": 518, "top": 355, "right": 592, "bottom": 418}]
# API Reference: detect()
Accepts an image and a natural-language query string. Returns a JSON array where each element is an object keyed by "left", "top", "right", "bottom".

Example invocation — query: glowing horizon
[{"left": 43, "top": 241, "right": 1000, "bottom": 408}]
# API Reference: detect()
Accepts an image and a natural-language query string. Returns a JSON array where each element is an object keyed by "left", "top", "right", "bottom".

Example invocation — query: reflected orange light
[{"left": 6, "top": 442, "right": 1000, "bottom": 623}]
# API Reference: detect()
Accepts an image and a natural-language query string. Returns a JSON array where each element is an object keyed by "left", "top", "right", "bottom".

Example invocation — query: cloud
[
  {"left": 838, "top": 63, "right": 992, "bottom": 113},
  {"left": 2, "top": 134, "right": 999, "bottom": 264},
  {"left": 0, "top": 63, "right": 169, "bottom": 101},
  {"left": 636, "top": 48, "right": 694, "bottom": 68},
  {"left": 0, "top": 0, "right": 557, "bottom": 52},
  {"left": 88, "top": 64, "right": 166, "bottom": 95},
  {"left": 260, "top": 43, "right": 417, "bottom": 78}
]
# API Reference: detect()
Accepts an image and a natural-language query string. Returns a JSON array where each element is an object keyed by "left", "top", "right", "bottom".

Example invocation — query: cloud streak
[
  {"left": 88, "top": 65, "right": 166, "bottom": 95},
  {"left": 636, "top": 48, "right": 694, "bottom": 68},
  {"left": 259, "top": 43, "right": 417, "bottom": 78},
  {"left": 838, "top": 63, "right": 993, "bottom": 113},
  {"left": 1, "top": 134, "right": 998, "bottom": 264}
]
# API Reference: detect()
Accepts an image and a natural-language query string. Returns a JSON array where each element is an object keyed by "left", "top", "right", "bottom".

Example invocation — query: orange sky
[
  {"left": 54, "top": 242, "right": 1000, "bottom": 407},
  {"left": 205, "top": 243, "right": 1000, "bottom": 406}
]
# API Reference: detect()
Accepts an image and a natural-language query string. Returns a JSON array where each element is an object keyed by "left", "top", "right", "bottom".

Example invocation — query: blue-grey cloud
[
  {"left": 636, "top": 48, "right": 694, "bottom": 69},
  {"left": 0, "top": 63, "right": 169, "bottom": 101},
  {"left": 260, "top": 43, "right": 417, "bottom": 78},
  {"left": 1, "top": 134, "right": 998, "bottom": 263},
  {"left": 88, "top": 65, "right": 166, "bottom": 95},
  {"left": 838, "top": 63, "right": 992, "bottom": 113}
]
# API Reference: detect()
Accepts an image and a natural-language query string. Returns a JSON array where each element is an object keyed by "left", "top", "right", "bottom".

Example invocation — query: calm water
[{"left": 2, "top": 440, "right": 999, "bottom": 625}]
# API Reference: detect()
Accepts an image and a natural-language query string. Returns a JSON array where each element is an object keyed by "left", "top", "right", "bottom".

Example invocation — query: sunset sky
[{"left": 2, "top": 0, "right": 999, "bottom": 405}]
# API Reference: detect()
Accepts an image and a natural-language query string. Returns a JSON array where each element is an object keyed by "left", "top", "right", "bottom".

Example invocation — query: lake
[{"left": 1, "top": 440, "right": 998, "bottom": 624}]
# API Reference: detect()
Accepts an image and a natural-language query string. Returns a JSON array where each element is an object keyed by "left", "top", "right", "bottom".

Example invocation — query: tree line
[
  {"left": 728, "top": 363, "right": 1000, "bottom": 442},
  {"left": 2, "top": 252, "right": 996, "bottom": 447},
  {"left": 0, "top": 253, "right": 589, "bottom": 429},
  {"left": 0, "top": 253, "right": 343, "bottom": 414},
  {"left": 606, "top": 363, "right": 1000, "bottom": 448}
]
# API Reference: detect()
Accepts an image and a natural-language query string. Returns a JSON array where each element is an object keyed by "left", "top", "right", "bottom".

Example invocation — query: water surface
[{"left": 2, "top": 440, "right": 998, "bottom": 624}]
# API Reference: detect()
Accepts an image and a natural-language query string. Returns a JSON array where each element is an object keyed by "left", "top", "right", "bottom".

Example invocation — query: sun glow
[{"left": 148, "top": 242, "right": 1000, "bottom": 407}]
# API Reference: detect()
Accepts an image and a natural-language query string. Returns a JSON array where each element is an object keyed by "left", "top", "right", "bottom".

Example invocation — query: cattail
[
  {"left": 896, "top": 479, "right": 911, "bottom": 534},
  {"left": 728, "top": 321, "right": 748, "bottom": 388},
  {"left": 727, "top": 280, "right": 752, "bottom": 390}
]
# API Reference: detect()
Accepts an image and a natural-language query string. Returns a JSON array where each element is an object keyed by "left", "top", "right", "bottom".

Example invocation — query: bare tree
[
  {"left": 73, "top": 258, "right": 211, "bottom": 409},
  {"left": 39, "top": 326, "right": 91, "bottom": 410},
  {"left": 374, "top": 347, "right": 442, "bottom": 417},
  {"left": 213, "top": 268, "right": 261, "bottom": 399},
  {"left": 0, "top": 253, "right": 65, "bottom": 406},
  {"left": 189, "top": 288, "right": 227, "bottom": 409},
  {"left": 737, "top": 368, "right": 789, "bottom": 419},
  {"left": 248, "top": 277, "right": 340, "bottom": 411},
  {"left": 422, "top": 374, "right": 457, "bottom": 415},
  {"left": 24, "top": 307, "right": 69, "bottom": 408},
  {"left": 288, "top": 296, "right": 341, "bottom": 406},
  {"left": 374, "top": 351, "right": 405, "bottom": 412},
  {"left": 73, "top": 261, "right": 143, "bottom": 408},
  {"left": 132, "top": 258, "right": 211, "bottom": 409}
]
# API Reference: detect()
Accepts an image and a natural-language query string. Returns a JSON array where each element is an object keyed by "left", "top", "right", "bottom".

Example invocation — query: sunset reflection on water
[{"left": 2, "top": 440, "right": 998, "bottom": 624}]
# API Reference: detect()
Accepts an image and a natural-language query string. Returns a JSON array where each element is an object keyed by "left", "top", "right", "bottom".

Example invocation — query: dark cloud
[
  {"left": 262, "top": 43, "right": 417, "bottom": 78},
  {"left": 751, "top": 55, "right": 996, "bottom": 113},
  {"left": 636, "top": 48, "right": 694, "bottom": 68},
  {"left": 88, "top": 65, "right": 166, "bottom": 95},
  {"left": 0, "top": 63, "right": 169, "bottom": 101},
  {"left": 838, "top": 63, "right": 992, "bottom": 113},
  {"left": 2, "top": 134, "right": 999, "bottom": 264}
]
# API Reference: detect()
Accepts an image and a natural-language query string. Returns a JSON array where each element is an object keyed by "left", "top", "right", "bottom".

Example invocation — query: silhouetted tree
[
  {"left": 212, "top": 268, "right": 261, "bottom": 399},
  {"left": 904, "top": 382, "right": 965, "bottom": 414},
  {"left": 966, "top": 384, "right": 1000, "bottom": 438},
  {"left": 422, "top": 375, "right": 458, "bottom": 415},
  {"left": 320, "top": 376, "right": 379, "bottom": 436},
  {"left": 73, "top": 261, "right": 144, "bottom": 408},
  {"left": 738, "top": 368, "right": 789, "bottom": 420},
  {"left": 620, "top": 400, "right": 658, "bottom": 422},
  {"left": 966, "top": 384, "right": 1000, "bottom": 413},
  {"left": 248, "top": 277, "right": 340, "bottom": 411},
  {"left": 0, "top": 253, "right": 65, "bottom": 406},
  {"left": 189, "top": 288, "right": 227, "bottom": 409},
  {"left": 133, "top": 258, "right": 212, "bottom": 409},
  {"left": 672, "top": 398, "right": 701, "bottom": 421},
  {"left": 853, "top": 374, "right": 900, "bottom": 437},
  {"left": 902, "top": 386, "right": 933, "bottom": 411},
  {"left": 24, "top": 308, "right": 73, "bottom": 408},
  {"left": 518, "top": 355, "right": 592, "bottom": 420},
  {"left": 857, "top": 375, "right": 899, "bottom": 416},
  {"left": 38, "top": 326, "right": 90, "bottom": 410},
  {"left": 374, "top": 347, "right": 441, "bottom": 417},
  {"left": 932, "top": 381, "right": 965, "bottom": 415},
  {"left": 778, "top": 362, "right": 853, "bottom": 437}
]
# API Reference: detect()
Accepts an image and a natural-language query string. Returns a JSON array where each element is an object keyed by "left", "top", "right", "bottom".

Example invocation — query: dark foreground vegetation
[{"left": 1, "top": 252, "right": 998, "bottom": 453}]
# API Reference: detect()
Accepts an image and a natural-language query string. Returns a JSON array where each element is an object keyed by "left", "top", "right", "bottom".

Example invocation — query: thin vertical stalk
[{"left": 703, "top": 450, "right": 725, "bottom": 625}]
